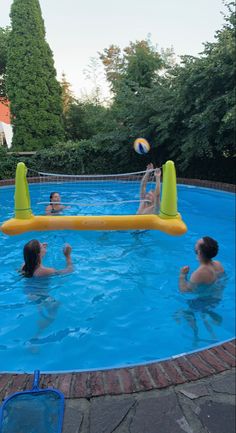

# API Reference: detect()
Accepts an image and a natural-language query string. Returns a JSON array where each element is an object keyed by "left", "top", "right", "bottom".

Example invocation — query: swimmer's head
[
  {"left": 50, "top": 192, "right": 61, "bottom": 203},
  {"left": 22, "top": 240, "right": 47, "bottom": 277},
  {"left": 145, "top": 190, "right": 155, "bottom": 205},
  {"left": 195, "top": 237, "right": 219, "bottom": 262}
]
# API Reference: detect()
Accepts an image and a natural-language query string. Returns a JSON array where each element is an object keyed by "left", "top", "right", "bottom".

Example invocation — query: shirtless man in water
[{"left": 179, "top": 237, "right": 224, "bottom": 292}]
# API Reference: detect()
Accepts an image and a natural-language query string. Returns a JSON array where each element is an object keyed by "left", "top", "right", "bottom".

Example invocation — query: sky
[{"left": 1, "top": 0, "right": 226, "bottom": 98}]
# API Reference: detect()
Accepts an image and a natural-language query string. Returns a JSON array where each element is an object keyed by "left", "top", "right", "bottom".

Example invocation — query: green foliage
[
  {"left": 60, "top": 73, "right": 75, "bottom": 115},
  {"left": 0, "top": 27, "right": 10, "bottom": 98},
  {"left": 0, "top": 147, "right": 18, "bottom": 179},
  {"left": 100, "top": 39, "right": 163, "bottom": 93},
  {"left": 1, "top": 143, "right": 234, "bottom": 183},
  {"left": 0, "top": 27, "right": 10, "bottom": 75},
  {"left": 164, "top": 4, "right": 236, "bottom": 169},
  {"left": 32, "top": 140, "right": 151, "bottom": 174},
  {"left": 124, "top": 40, "right": 163, "bottom": 89},
  {"left": 64, "top": 102, "right": 109, "bottom": 141},
  {"left": 6, "top": 0, "right": 64, "bottom": 150}
]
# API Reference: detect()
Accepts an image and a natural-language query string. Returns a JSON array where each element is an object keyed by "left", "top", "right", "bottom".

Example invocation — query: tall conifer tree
[{"left": 7, "top": 0, "right": 64, "bottom": 149}]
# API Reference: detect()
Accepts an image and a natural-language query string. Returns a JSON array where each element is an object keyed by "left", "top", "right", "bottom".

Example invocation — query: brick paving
[{"left": 0, "top": 340, "right": 235, "bottom": 432}]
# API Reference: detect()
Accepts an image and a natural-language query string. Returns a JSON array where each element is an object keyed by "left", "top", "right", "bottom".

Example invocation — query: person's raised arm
[
  {"left": 34, "top": 244, "right": 73, "bottom": 277},
  {"left": 179, "top": 266, "right": 192, "bottom": 292},
  {"left": 140, "top": 163, "right": 154, "bottom": 199},
  {"left": 58, "top": 244, "right": 73, "bottom": 274},
  {"left": 154, "top": 168, "right": 161, "bottom": 214}
]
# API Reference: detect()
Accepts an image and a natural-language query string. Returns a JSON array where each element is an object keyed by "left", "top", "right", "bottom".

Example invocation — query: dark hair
[
  {"left": 50, "top": 192, "right": 59, "bottom": 202},
  {"left": 22, "top": 240, "right": 41, "bottom": 277},
  {"left": 199, "top": 237, "right": 219, "bottom": 261}
]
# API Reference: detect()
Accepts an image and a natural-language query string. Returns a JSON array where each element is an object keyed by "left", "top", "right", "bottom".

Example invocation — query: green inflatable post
[
  {"left": 14, "top": 162, "right": 32, "bottom": 219},
  {"left": 159, "top": 160, "right": 178, "bottom": 219}
]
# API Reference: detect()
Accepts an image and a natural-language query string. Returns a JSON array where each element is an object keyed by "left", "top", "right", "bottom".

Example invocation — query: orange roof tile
[{"left": 0, "top": 99, "right": 11, "bottom": 125}]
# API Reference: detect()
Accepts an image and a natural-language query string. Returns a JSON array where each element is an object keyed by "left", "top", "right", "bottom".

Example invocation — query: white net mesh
[{"left": 27, "top": 168, "right": 158, "bottom": 216}]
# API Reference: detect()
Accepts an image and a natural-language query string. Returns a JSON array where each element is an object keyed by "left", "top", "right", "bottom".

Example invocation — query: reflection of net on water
[{"left": 27, "top": 169, "right": 156, "bottom": 216}]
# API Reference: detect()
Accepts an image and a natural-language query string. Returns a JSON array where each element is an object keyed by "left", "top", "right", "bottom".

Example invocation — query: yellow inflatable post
[
  {"left": 14, "top": 162, "right": 33, "bottom": 219},
  {"left": 160, "top": 160, "right": 178, "bottom": 219}
]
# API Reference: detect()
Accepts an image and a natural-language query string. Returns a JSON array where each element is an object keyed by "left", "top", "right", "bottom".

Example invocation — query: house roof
[{"left": 0, "top": 99, "right": 11, "bottom": 125}]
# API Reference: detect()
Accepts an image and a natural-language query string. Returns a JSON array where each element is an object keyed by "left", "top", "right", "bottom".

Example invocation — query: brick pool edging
[{"left": 0, "top": 339, "right": 235, "bottom": 400}]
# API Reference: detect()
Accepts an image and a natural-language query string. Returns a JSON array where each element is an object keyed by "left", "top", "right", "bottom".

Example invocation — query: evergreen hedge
[{"left": 0, "top": 142, "right": 235, "bottom": 183}]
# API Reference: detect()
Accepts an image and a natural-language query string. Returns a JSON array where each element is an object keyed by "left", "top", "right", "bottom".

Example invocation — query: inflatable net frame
[{"left": 0, "top": 162, "right": 187, "bottom": 236}]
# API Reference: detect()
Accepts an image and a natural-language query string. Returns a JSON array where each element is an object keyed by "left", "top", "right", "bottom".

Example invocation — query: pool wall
[{"left": 0, "top": 177, "right": 236, "bottom": 192}]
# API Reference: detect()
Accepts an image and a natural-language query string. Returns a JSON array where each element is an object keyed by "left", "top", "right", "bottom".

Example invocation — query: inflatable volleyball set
[{"left": 1, "top": 158, "right": 187, "bottom": 236}]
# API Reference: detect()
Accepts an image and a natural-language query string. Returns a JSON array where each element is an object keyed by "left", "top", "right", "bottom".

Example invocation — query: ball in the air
[{"left": 134, "top": 138, "right": 150, "bottom": 154}]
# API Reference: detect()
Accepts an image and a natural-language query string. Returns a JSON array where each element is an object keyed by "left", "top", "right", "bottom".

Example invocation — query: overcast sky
[{"left": 1, "top": 0, "right": 226, "bottom": 98}]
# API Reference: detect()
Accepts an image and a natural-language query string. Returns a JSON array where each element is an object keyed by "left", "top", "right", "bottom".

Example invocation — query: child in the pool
[
  {"left": 137, "top": 163, "right": 161, "bottom": 215},
  {"left": 45, "top": 192, "right": 67, "bottom": 215},
  {"left": 21, "top": 240, "right": 73, "bottom": 277},
  {"left": 179, "top": 237, "right": 224, "bottom": 291}
]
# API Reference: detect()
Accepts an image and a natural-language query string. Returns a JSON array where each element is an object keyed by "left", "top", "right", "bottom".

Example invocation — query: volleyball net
[{"left": 27, "top": 168, "right": 158, "bottom": 216}]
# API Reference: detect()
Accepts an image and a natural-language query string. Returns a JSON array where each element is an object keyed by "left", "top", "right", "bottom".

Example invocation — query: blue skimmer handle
[{"left": 32, "top": 370, "right": 40, "bottom": 390}]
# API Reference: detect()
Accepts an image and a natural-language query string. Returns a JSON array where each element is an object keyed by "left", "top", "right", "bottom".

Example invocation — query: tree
[
  {"left": 6, "top": 0, "right": 64, "bottom": 150},
  {"left": 83, "top": 57, "right": 106, "bottom": 104},
  {"left": 60, "top": 72, "right": 75, "bottom": 115},
  {"left": 97, "top": 39, "right": 165, "bottom": 166},
  {"left": 162, "top": 0, "right": 236, "bottom": 172},
  {"left": 100, "top": 39, "right": 163, "bottom": 93},
  {"left": 64, "top": 101, "right": 108, "bottom": 141},
  {"left": 123, "top": 40, "right": 163, "bottom": 89},
  {"left": 99, "top": 45, "right": 124, "bottom": 93},
  {"left": 0, "top": 27, "right": 10, "bottom": 98}
]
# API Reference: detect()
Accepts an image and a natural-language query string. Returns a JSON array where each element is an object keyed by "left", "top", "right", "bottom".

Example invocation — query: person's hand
[
  {"left": 180, "top": 266, "right": 190, "bottom": 275},
  {"left": 154, "top": 168, "right": 161, "bottom": 178},
  {"left": 146, "top": 163, "right": 154, "bottom": 172},
  {"left": 63, "top": 243, "right": 72, "bottom": 257}
]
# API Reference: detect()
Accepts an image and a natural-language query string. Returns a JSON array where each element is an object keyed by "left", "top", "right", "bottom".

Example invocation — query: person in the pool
[
  {"left": 137, "top": 163, "right": 161, "bottom": 215},
  {"left": 45, "top": 192, "right": 68, "bottom": 215},
  {"left": 179, "top": 236, "right": 224, "bottom": 292},
  {"left": 21, "top": 240, "right": 73, "bottom": 277}
]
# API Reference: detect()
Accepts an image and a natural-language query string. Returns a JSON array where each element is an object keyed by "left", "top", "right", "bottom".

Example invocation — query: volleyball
[{"left": 134, "top": 138, "right": 150, "bottom": 155}]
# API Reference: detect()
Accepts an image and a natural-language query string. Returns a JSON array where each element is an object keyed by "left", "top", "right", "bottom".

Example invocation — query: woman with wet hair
[
  {"left": 45, "top": 192, "right": 67, "bottom": 215},
  {"left": 22, "top": 240, "right": 73, "bottom": 277},
  {"left": 179, "top": 236, "right": 224, "bottom": 292}
]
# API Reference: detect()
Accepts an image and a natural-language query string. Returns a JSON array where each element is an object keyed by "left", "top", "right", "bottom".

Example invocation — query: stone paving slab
[
  {"left": 179, "top": 383, "right": 209, "bottom": 399},
  {"left": 210, "top": 370, "right": 236, "bottom": 394},
  {"left": 198, "top": 401, "right": 235, "bottom": 433},
  {"left": 60, "top": 369, "right": 235, "bottom": 433},
  {"left": 90, "top": 397, "right": 135, "bottom": 433},
  {"left": 129, "top": 394, "right": 192, "bottom": 433},
  {"left": 62, "top": 400, "right": 86, "bottom": 433}
]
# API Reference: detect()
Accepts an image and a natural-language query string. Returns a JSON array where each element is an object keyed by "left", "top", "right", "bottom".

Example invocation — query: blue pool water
[{"left": 0, "top": 182, "right": 235, "bottom": 372}]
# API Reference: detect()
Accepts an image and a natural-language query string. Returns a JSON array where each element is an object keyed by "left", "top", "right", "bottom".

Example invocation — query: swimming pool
[{"left": 0, "top": 182, "right": 235, "bottom": 372}]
